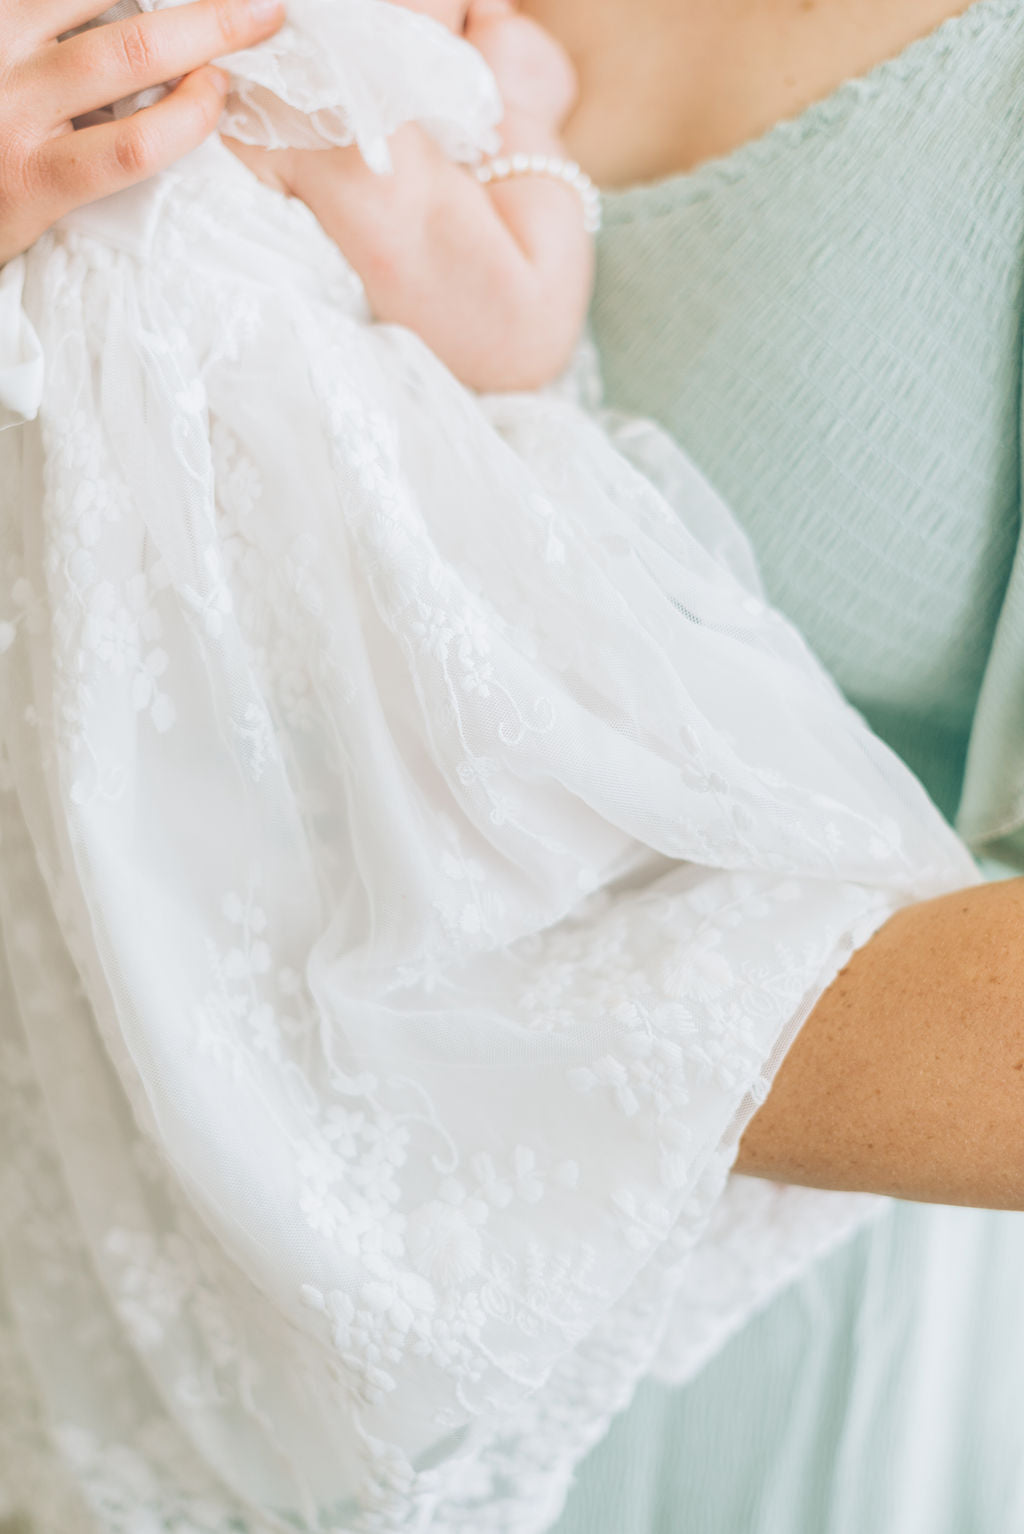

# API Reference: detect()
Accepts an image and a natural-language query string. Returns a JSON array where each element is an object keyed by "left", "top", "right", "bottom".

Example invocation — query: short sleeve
[{"left": 0, "top": 258, "right": 44, "bottom": 432}]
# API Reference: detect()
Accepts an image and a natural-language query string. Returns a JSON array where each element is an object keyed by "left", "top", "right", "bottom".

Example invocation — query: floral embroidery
[{"left": 0, "top": 10, "right": 975, "bottom": 1531}]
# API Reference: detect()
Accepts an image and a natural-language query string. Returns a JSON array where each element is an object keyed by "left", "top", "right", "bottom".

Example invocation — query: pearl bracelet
[{"left": 475, "top": 153, "right": 603, "bottom": 235}]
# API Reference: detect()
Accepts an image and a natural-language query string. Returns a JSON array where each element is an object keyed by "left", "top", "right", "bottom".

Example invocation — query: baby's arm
[{"left": 228, "top": 2, "right": 594, "bottom": 391}]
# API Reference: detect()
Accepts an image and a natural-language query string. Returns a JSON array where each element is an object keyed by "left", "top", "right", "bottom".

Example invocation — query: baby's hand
[
  {"left": 464, "top": 0, "right": 578, "bottom": 131},
  {"left": 385, "top": 0, "right": 577, "bottom": 132},
  {"left": 224, "top": 0, "right": 592, "bottom": 393}
]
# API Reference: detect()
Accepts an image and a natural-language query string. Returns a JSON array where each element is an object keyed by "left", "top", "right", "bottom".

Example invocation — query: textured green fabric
[
  {"left": 594, "top": 0, "right": 1024, "bottom": 855},
  {"left": 551, "top": 2, "right": 1024, "bottom": 1529},
  {"left": 553, "top": 1206, "right": 1024, "bottom": 1534}
]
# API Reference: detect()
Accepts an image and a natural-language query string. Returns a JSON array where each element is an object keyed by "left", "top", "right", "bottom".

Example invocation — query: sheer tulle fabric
[
  {"left": 74, "top": 0, "right": 502, "bottom": 167},
  {"left": 0, "top": 4, "right": 976, "bottom": 1531}
]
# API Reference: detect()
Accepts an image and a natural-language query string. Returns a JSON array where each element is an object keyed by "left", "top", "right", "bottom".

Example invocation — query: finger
[
  {"left": 463, "top": 0, "right": 515, "bottom": 48},
  {"left": 0, "top": 0, "right": 115, "bottom": 65},
  {"left": 32, "top": 63, "right": 229, "bottom": 216},
  {"left": 15, "top": 0, "right": 129, "bottom": 45},
  {"left": 37, "top": 0, "right": 283, "bottom": 126}
]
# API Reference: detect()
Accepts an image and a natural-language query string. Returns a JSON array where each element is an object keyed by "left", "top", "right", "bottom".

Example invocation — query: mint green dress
[{"left": 552, "top": 1, "right": 1024, "bottom": 1529}]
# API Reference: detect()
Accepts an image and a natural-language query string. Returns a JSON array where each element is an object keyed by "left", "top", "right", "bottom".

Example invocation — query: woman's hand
[{"left": 0, "top": 0, "right": 285, "bottom": 266}]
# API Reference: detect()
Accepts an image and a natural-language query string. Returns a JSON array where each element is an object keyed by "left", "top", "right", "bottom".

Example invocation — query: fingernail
[
  {"left": 245, "top": 0, "right": 285, "bottom": 26},
  {"left": 208, "top": 65, "right": 230, "bottom": 92}
]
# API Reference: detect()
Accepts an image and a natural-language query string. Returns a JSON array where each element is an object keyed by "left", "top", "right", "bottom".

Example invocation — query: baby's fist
[{"left": 465, "top": 1, "right": 578, "bottom": 129}]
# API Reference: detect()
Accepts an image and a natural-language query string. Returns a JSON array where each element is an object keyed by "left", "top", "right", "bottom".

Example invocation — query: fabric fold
[
  {"left": 0, "top": 5, "right": 979, "bottom": 1532},
  {"left": 93, "top": 0, "right": 503, "bottom": 168},
  {"left": 0, "top": 259, "right": 44, "bottom": 431}
]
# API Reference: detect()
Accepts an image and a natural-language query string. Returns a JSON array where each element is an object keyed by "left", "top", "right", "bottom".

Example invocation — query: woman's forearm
[{"left": 736, "top": 876, "right": 1024, "bottom": 1209}]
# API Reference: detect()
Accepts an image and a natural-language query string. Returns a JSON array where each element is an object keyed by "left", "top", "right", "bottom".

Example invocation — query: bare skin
[
  {"left": 525, "top": 0, "right": 986, "bottom": 186},
  {"left": 523, "top": 0, "right": 1024, "bottom": 1208}
]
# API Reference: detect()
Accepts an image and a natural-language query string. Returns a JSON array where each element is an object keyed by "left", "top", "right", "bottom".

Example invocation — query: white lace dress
[{"left": 0, "top": 3, "right": 977, "bottom": 1531}]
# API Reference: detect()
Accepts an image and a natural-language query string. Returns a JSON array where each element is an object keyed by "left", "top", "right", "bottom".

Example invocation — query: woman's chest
[{"left": 524, "top": 0, "right": 986, "bottom": 185}]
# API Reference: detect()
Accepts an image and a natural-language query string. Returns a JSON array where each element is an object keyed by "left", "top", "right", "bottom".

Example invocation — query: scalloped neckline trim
[{"left": 603, "top": 0, "right": 1020, "bottom": 218}]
